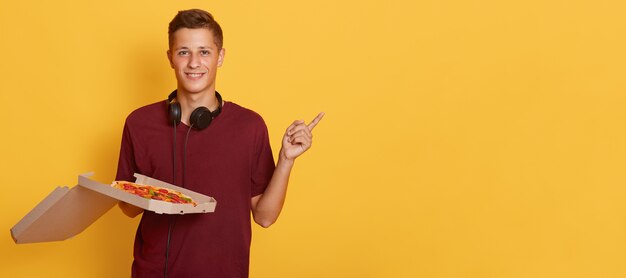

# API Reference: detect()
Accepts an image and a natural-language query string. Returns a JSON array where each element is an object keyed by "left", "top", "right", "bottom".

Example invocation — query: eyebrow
[{"left": 174, "top": 46, "right": 214, "bottom": 51}]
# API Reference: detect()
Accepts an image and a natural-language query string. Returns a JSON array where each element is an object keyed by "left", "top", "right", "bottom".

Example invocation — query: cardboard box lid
[
  {"left": 11, "top": 173, "right": 217, "bottom": 244},
  {"left": 10, "top": 182, "right": 118, "bottom": 244}
]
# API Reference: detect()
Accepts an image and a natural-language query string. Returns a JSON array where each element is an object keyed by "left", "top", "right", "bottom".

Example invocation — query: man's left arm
[{"left": 251, "top": 112, "right": 324, "bottom": 228}]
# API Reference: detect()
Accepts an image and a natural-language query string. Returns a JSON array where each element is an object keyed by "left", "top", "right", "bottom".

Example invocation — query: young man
[{"left": 116, "top": 9, "right": 323, "bottom": 277}]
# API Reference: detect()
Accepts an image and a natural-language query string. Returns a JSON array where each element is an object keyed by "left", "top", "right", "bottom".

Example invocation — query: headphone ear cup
[
  {"left": 169, "top": 102, "right": 182, "bottom": 126},
  {"left": 189, "top": 107, "right": 212, "bottom": 130}
]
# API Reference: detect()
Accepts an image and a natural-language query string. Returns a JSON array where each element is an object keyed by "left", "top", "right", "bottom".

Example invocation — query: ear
[
  {"left": 166, "top": 49, "right": 174, "bottom": 69},
  {"left": 217, "top": 48, "right": 226, "bottom": 67}
]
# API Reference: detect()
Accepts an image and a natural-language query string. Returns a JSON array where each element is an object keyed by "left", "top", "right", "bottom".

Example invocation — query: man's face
[{"left": 167, "top": 28, "right": 225, "bottom": 96}]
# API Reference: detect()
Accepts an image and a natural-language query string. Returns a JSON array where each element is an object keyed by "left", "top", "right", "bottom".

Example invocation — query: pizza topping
[{"left": 111, "top": 181, "right": 198, "bottom": 206}]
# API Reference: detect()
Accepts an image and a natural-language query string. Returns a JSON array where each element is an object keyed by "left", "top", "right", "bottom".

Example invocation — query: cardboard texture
[
  {"left": 11, "top": 173, "right": 217, "bottom": 244},
  {"left": 10, "top": 185, "right": 117, "bottom": 244}
]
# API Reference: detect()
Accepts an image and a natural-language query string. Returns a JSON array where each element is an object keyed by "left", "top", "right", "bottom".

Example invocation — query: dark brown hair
[{"left": 168, "top": 9, "right": 223, "bottom": 49}]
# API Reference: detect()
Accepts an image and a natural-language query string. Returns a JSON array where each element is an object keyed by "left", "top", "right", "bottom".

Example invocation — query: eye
[
  {"left": 178, "top": 50, "right": 189, "bottom": 56},
  {"left": 200, "top": 50, "right": 210, "bottom": 56}
]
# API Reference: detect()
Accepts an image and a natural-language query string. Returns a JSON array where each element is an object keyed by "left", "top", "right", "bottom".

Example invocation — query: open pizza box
[{"left": 10, "top": 172, "right": 217, "bottom": 244}]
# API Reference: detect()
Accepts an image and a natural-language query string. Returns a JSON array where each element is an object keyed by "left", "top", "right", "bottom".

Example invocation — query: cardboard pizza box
[
  {"left": 11, "top": 172, "right": 217, "bottom": 244},
  {"left": 82, "top": 173, "right": 217, "bottom": 215}
]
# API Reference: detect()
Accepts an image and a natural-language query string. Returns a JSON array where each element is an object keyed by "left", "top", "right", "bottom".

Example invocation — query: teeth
[{"left": 187, "top": 73, "right": 203, "bottom": 78}]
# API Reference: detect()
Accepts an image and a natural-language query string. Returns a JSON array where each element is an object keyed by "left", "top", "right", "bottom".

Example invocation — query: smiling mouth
[{"left": 185, "top": 73, "right": 205, "bottom": 78}]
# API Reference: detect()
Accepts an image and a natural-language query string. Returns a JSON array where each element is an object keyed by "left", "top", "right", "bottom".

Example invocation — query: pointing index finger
[{"left": 307, "top": 112, "right": 325, "bottom": 130}]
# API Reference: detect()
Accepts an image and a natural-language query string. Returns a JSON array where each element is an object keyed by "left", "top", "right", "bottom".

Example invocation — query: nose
[{"left": 187, "top": 52, "right": 200, "bottom": 69}]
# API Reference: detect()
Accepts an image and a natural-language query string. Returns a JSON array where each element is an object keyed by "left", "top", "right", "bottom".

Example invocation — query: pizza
[{"left": 111, "top": 181, "right": 197, "bottom": 206}]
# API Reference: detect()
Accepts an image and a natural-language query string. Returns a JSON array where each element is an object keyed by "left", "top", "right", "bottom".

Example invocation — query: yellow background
[{"left": 2, "top": 0, "right": 626, "bottom": 277}]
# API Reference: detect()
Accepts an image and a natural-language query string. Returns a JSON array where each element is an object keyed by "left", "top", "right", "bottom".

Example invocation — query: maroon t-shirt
[{"left": 116, "top": 99, "right": 275, "bottom": 277}]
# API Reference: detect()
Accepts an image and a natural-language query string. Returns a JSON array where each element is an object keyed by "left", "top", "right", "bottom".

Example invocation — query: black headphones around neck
[{"left": 167, "top": 90, "right": 223, "bottom": 130}]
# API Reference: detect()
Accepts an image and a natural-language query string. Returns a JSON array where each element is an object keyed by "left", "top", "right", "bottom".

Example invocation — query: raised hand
[{"left": 280, "top": 112, "right": 325, "bottom": 161}]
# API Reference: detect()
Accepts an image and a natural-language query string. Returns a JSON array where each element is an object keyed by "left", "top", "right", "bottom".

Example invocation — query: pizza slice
[{"left": 111, "top": 181, "right": 198, "bottom": 206}]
